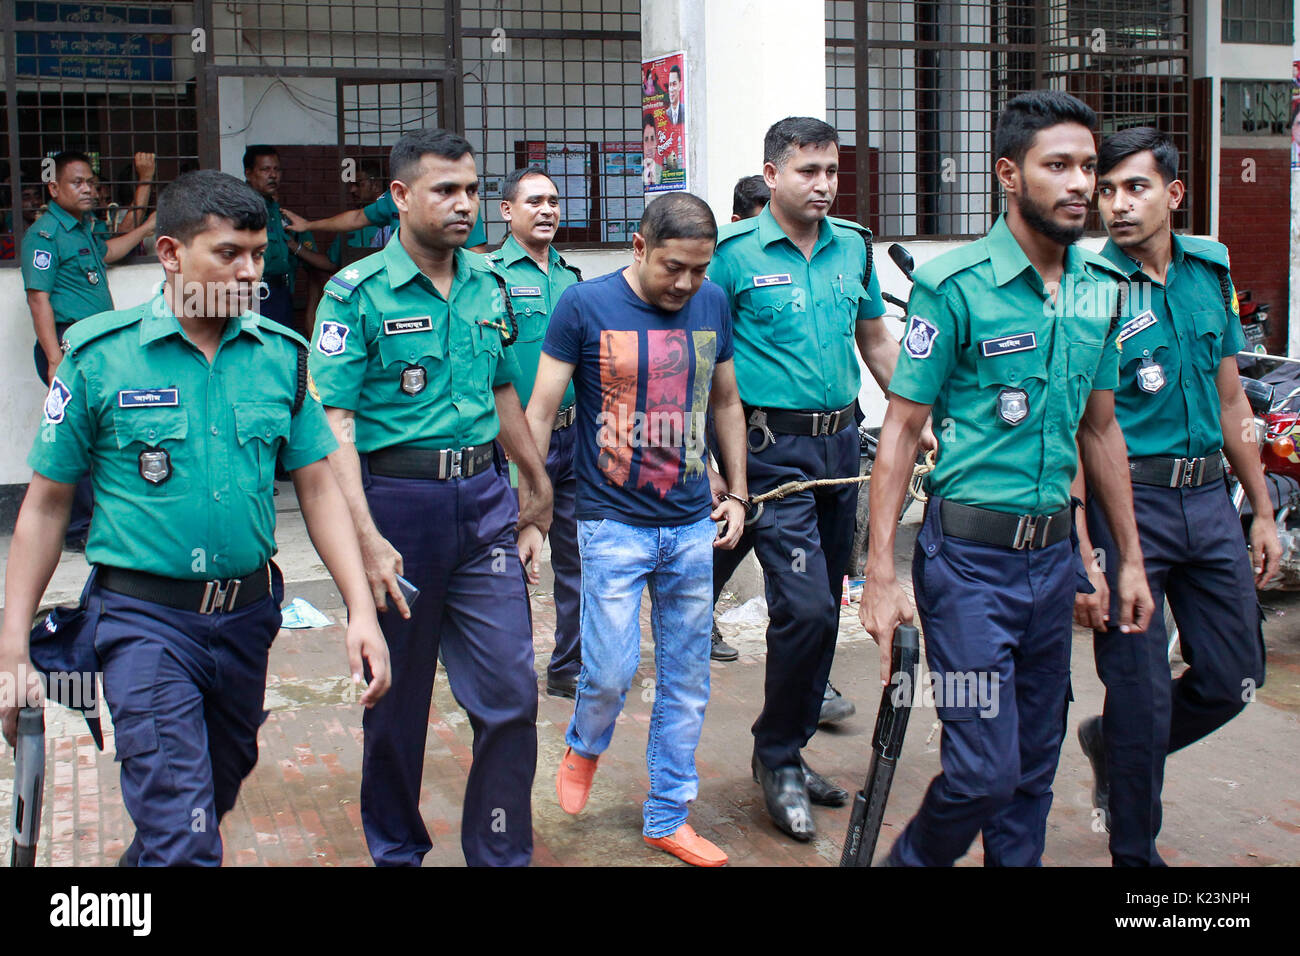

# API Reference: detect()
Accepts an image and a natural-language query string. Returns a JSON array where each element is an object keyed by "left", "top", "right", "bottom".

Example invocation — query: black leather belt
[
  {"left": 745, "top": 401, "right": 856, "bottom": 439},
  {"left": 1128, "top": 454, "right": 1224, "bottom": 488},
  {"left": 939, "top": 500, "right": 1072, "bottom": 551},
  {"left": 263, "top": 273, "right": 290, "bottom": 289},
  {"left": 553, "top": 404, "right": 576, "bottom": 431},
  {"left": 98, "top": 564, "right": 271, "bottom": 615},
  {"left": 368, "top": 442, "right": 495, "bottom": 480}
]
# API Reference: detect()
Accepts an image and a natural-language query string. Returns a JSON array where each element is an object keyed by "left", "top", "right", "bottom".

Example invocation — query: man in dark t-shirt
[{"left": 524, "top": 193, "right": 749, "bottom": 867}]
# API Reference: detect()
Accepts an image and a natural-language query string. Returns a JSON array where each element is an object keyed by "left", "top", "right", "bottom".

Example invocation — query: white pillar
[{"left": 641, "top": 0, "right": 827, "bottom": 228}]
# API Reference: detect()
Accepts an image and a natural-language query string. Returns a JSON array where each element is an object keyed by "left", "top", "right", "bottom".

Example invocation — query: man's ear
[
  {"left": 762, "top": 161, "right": 778, "bottom": 191},
  {"left": 390, "top": 180, "right": 410, "bottom": 214},
  {"left": 499, "top": 199, "right": 512, "bottom": 223},
  {"left": 1167, "top": 178, "right": 1185, "bottom": 211},
  {"left": 631, "top": 232, "right": 647, "bottom": 265},
  {"left": 155, "top": 235, "right": 183, "bottom": 275},
  {"left": 995, "top": 157, "right": 1020, "bottom": 195}
]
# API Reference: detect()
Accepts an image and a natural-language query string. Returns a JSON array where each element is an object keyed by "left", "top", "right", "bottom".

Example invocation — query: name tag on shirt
[
  {"left": 752, "top": 274, "right": 792, "bottom": 288},
  {"left": 509, "top": 286, "right": 542, "bottom": 297},
  {"left": 383, "top": 316, "right": 433, "bottom": 335},
  {"left": 118, "top": 388, "right": 179, "bottom": 408},
  {"left": 1116, "top": 310, "right": 1158, "bottom": 344},
  {"left": 979, "top": 332, "right": 1037, "bottom": 357}
]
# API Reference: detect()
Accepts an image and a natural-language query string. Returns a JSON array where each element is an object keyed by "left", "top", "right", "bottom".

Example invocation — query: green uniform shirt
[
  {"left": 21, "top": 202, "right": 114, "bottom": 325},
  {"left": 707, "top": 206, "right": 887, "bottom": 410},
  {"left": 328, "top": 223, "right": 387, "bottom": 267},
  {"left": 309, "top": 237, "right": 520, "bottom": 452},
  {"left": 485, "top": 233, "right": 582, "bottom": 409},
  {"left": 261, "top": 194, "right": 293, "bottom": 281},
  {"left": 28, "top": 295, "right": 337, "bottom": 579},
  {"left": 1101, "top": 235, "right": 1245, "bottom": 460},
  {"left": 889, "top": 215, "right": 1124, "bottom": 515},
  {"left": 363, "top": 192, "right": 488, "bottom": 247}
]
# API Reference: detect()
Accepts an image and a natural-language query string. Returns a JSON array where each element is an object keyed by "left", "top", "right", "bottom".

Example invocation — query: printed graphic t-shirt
[{"left": 542, "top": 268, "right": 733, "bottom": 527}]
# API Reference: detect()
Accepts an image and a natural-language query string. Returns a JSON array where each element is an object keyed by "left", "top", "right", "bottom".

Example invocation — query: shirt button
[
  {"left": 147, "top": 429, "right": 157, "bottom": 439},
  {"left": 213, "top": 491, "right": 221, "bottom": 501},
  {"left": 409, "top": 351, "right": 416, "bottom": 359},
  {"left": 211, "top": 426, "right": 219, "bottom": 435}
]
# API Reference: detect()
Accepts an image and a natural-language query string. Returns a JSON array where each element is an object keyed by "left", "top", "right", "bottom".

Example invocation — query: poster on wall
[{"left": 641, "top": 51, "right": 687, "bottom": 193}]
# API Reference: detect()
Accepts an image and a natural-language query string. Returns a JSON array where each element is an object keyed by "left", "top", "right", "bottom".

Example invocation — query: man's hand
[
  {"left": 517, "top": 480, "right": 553, "bottom": 536},
  {"left": 859, "top": 572, "right": 915, "bottom": 685},
  {"left": 706, "top": 463, "right": 728, "bottom": 507},
  {"left": 0, "top": 646, "right": 44, "bottom": 748},
  {"left": 282, "top": 209, "right": 311, "bottom": 232},
  {"left": 711, "top": 498, "right": 747, "bottom": 549},
  {"left": 1114, "top": 559, "right": 1154, "bottom": 634},
  {"left": 918, "top": 417, "right": 938, "bottom": 454},
  {"left": 518, "top": 524, "right": 544, "bottom": 584},
  {"left": 141, "top": 211, "right": 156, "bottom": 234},
  {"left": 345, "top": 615, "right": 390, "bottom": 708},
  {"left": 1250, "top": 514, "right": 1282, "bottom": 588},
  {"left": 133, "top": 152, "right": 156, "bottom": 182},
  {"left": 359, "top": 529, "right": 410, "bottom": 619},
  {"left": 1073, "top": 565, "right": 1110, "bottom": 631}
]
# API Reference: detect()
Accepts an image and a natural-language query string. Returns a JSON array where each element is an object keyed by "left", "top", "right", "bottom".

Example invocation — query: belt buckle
[
  {"left": 1171, "top": 457, "right": 1199, "bottom": 488},
  {"left": 442, "top": 449, "right": 463, "bottom": 479},
  {"left": 199, "top": 578, "right": 241, "bottom": 615},
  {"left": 1012, "top": 514, "right": 1040, "bottom": 550},
  {"left": 813, "top": 412, "right": 832, "bottom": 436}
]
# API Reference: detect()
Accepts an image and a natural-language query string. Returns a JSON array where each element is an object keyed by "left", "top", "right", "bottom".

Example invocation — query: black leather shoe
[
  {"left": 710, "top": 622, "right": 739, "bottom": 662},
  {"left": 801, "top": 757, "right": 848, "bottom": 806},
  {"left": 1078, "top": 715, "right": 1110, "bottom": 831},
  {"left": 545, "top": 675, "right": 578, "bottom": 700},
  {"left": 818, "top": 681, "right": 856, "bottom": 726},
  {"left": 752, "top": 753, "right": 815, "bottom": 841}
]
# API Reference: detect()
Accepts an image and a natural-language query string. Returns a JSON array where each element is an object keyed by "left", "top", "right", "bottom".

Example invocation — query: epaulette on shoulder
[
  {"left": 254, "top": 313, "right": 310, "bottom": 349},
  {"left": 62, "top": 307, "right": 141, "bottom": 355},
  {"left": 323, "top": 252, "right": 386, "bottom": 302},
  {"left": 912, "top": 239, "right": 990, "bottom": 292},
  {"left": 1177, "top": 235, "right": 1230, "bottom": 271},
  {"left": 558, "top": 254, "right": 583, "bottom": 282},
  {"left": 716, "top": 217, "right": 760, "bottom": 245},
  {"left": 1080, "top": 246, "right": 1128, "bottom": 280},
  {"left": 828, "top": 216, "right": 871, "bottom": 239}
]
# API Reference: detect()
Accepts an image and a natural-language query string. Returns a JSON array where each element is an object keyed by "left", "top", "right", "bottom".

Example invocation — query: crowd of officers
[{"left": 0, "top": 88, "right": 1276, "bottom": 868}]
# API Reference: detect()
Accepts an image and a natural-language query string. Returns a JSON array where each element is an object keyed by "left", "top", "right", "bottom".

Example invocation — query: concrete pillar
[{"left": 641, "top": 0, "right": 827, "bottom": 229}]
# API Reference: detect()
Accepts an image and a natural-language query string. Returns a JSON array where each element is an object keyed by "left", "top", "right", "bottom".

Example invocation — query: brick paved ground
[{"left": 3, "top": 518, "right": 1299, "bottom": 867}]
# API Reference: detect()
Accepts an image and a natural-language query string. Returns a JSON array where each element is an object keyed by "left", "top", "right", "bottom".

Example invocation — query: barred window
[
  {"left": 1221, "top": 80, "right": 1294, "bottom": 136},
  {"left": 825, "top": 0, "right": 1193, "bottom": 240},
  {"left": 1222, "top": 0, "right": 1295, "bottom": 45}
]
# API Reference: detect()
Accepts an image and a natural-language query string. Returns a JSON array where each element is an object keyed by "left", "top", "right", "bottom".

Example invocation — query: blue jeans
[{"left": 566, "top": 515, "right": 715, "bottom": 838}]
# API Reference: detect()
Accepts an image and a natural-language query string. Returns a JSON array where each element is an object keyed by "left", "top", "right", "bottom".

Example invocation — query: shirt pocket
[
  {"left": 376, "top": 328, "right": 444, "bottom": 399},
  {"left": 833, "top": 278, "right": 868, "bottom": 337},
  {"left": 1065, "top": 339, "right": 1104, "bottom": 423},
  {"left": 112, "top": 407, "right": 190, "bottom": 497},
  {"left": 233, "top": 402, "right": 292, "bottom": 493},
  {"left": 1191, "top": 308, "right": 1226, "bottom": 372},
  {"left": 974, "top": 337, "right": 1048, "bottom": 428},
  {"left": 1118, "top": 322, "right": 1171, "bottom": 395},
  {"left": 744, "top": 285, "right": 805, "bottom": 345},
  {"left": 509, "top": 296, "right": 549, "bottom": 344},
  {"left": 471, "top": 321, "right": 505, "bottom": 388}
]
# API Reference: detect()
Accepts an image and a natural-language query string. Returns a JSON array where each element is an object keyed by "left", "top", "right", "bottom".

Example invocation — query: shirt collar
[
  {"left": 1100, "top": 232, "right": 1182, "bottom": 279},
  {"left": 383, "top": 234, "right": 468, "bottom": 291},
  {"left": 755, "top": 204, "right": 834, "bottom": 257},
  {"left": 498, "top": 233, "right": 557, "bottom": 271},
  {"left": 139, "top": 292, "right": 266, "bottom": 346},
  {"left": 986, "top": 213, "right": 1088, "bottom": 290},
  {"left": 46, "top": 201, "right": 90, "bottom": 234}
]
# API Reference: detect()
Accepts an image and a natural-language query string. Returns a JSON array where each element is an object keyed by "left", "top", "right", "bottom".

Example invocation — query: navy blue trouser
[
  {"left": 96, "top": 566, "right": 285, "bottom": 866},
  {"left": 747, "top": 426, "right": 858, "bottom": 770},
  {"left": 360, "top": 456, "right": 537, "bottom": 867},
  {"left": 1086, "top": 479, "right": 1266, "bottom": 867},
  {"left": 890, "top": 499, "right": 1074, "bottom": 867},
  {"left": 35, "top": 324, "right": 93, "bottom": 542},
  {"left": 543, "top": 422, "right": 582, "bottom": 682}
]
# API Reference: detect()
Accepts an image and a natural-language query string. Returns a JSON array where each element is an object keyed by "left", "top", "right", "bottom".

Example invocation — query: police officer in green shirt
[
  {"left": 22, "top": 150, "right": 157, "bottom": 549},
  {"left": 243, "top": 146, "right": 335, "bottom": 330},
  {"left": 0, "top": 170, "right": 390, "bottom": 866},
  {"left": 285, "top": 185, "right": 489, "bottom": 252},
  {"left": 484, "top": 165, "right": 584, "bottom": 699},
  {"left": 707, "top": 117, "right": 915, "bottom": 842},
  {"left": 1073, "top": 127, "right": 1277, "bottom": 866},
  {"left": 860, "top": 91, "right": 1153, "bottom": 867},
  {"left": 326, "top": 159, "right": 390, "bottom": 267},
  {"left": 310, "top": 129, "right": 553, "bottom": 867}
]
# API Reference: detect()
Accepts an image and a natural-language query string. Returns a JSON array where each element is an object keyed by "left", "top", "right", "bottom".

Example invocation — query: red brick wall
[{"left": 1217, "top": 147, "right": 1291, "bottom": 354}]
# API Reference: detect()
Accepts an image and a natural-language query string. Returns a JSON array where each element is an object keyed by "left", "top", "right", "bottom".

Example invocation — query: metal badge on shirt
[
  {"left": 1137, "top": 356, "right": 1166, "bottom": 394},
  {"left": 997, "top": 387, "right": 1029, "bottom": 425},
  {"left": 400, "top": 364, "right": 427, "bottom": 395},
  {"left": 138, "top": 448, "right": 171, "bottom": 485}
]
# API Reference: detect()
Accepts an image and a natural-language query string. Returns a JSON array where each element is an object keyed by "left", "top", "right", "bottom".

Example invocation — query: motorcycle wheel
[{"left": 848, "top": 445, "right": 916, "bottom": 578}]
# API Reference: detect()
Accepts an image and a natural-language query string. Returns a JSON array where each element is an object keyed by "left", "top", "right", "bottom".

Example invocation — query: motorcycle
[{"left": 1236, "top": 290, "right": 1271, "bottom": 354}]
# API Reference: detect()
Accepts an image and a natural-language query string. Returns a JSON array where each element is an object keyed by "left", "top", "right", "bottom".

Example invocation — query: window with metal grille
[
  {"left": 460, "top": 0, "right": 643, "bottom": 247},
  {"left": 1222, "top": 0, "right": 1294, "bottom": 45},
  {"left": 1221, "top": 80, "right": 1294, "bottom": 135},
  {"left": 3, "top": 1, "right": 202, "bottom": 265},
  {"left": 825, "top": 0, "right": 1193, "bottom": 240}
]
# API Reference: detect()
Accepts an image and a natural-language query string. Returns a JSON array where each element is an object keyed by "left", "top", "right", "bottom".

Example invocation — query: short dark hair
[
  {"left": 242, "top": 145, "right": 278, "bottom": 172},
  {"left": 643, "top": 112, "right": 657, "bottom": 132},
  {"left": 669, "top": 65, "right": 681, "bottom": 80},
  {"left": 732, "top": 174, "right": 770, "bottom": 219},
  {"left": 357, "top": 158, "right": 384, "bottom": 183},
  {"left": 994, "top": 91, "right": 1096, "bottom": 167},
  {"left": 763, "top": 117, "right": 839, "bottom": 169},
  {"left": 502, "top": 165, "right": 555, "bottom": 203},
  {"left": 52, "top": 151, "right": 94, "bottom": 179},
  {"left": 1098, "top": 126, "right": 1179, "bottom": 184},
  {"left": 389, "top": 129, "right": 474, "bottom": 184},
  {"left": 157, "top": 170, "right": 268, "bottom": 244},
  {"left": 639, "top": 192, "right": 717, "bottom": 249}
]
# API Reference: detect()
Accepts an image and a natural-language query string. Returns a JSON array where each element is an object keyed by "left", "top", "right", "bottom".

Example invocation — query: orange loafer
[
  {"left": 644, "top": 823, "right": 728, "bottom": 867},
  {"left": 556, "top": 746, "right": 599, "bottom": 814}
]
